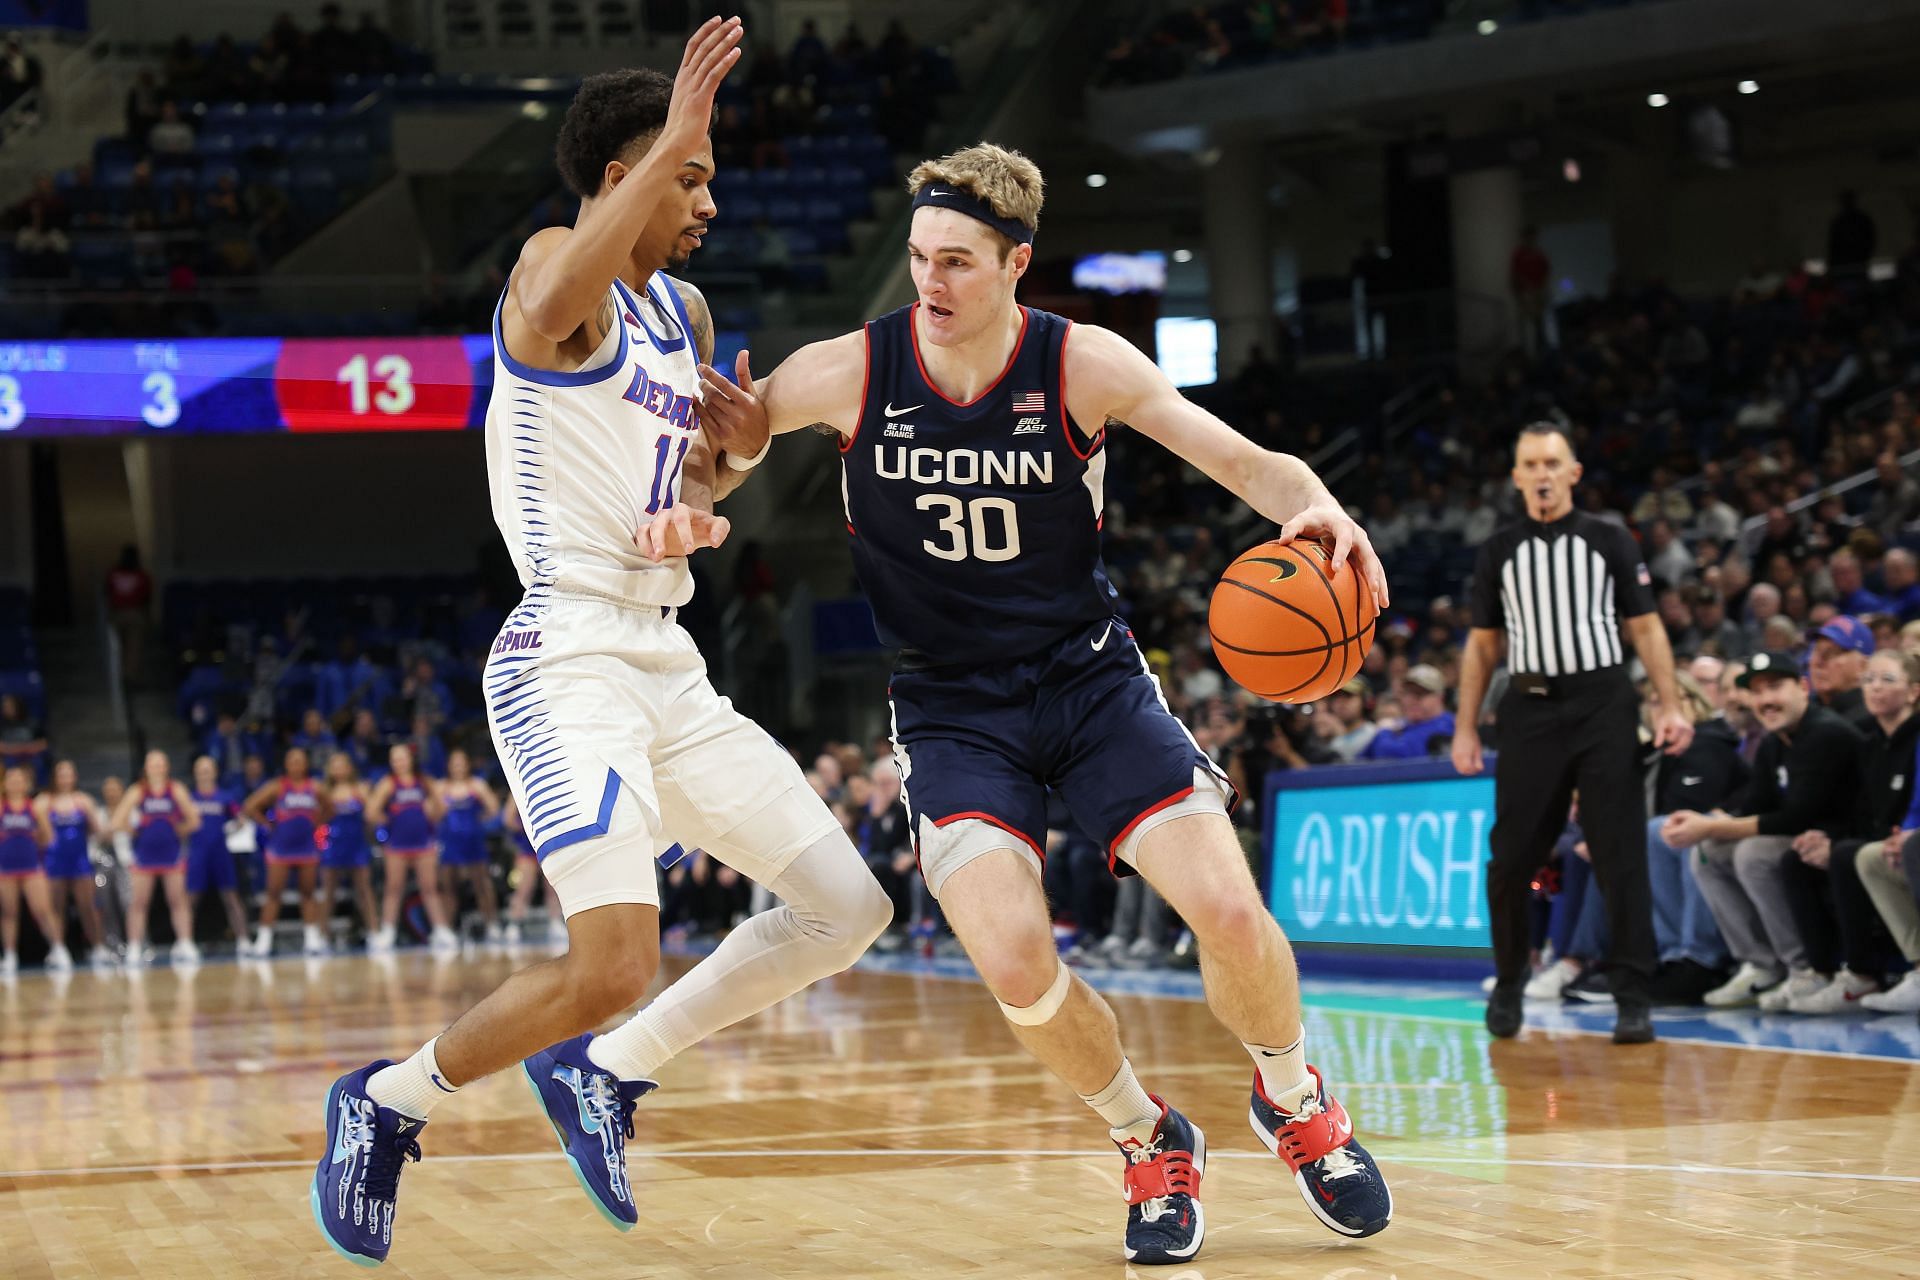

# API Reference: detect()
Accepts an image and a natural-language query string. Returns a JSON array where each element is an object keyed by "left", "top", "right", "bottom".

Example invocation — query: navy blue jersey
[{"left": 840, "top": 303, "right": 1118, "bottom": 666}]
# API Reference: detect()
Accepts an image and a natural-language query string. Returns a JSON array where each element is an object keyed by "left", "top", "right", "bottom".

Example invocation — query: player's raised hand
[
  {"left": 660, "top": 16, "right": 743, "bottom": 156},
  {"left": 697, "top": 348, "right": 772, "bottom": 462},
  {"left": 1276, "top": 501, "right": 1391, "bottom": 610},
  {"left": 640, "top": 501, "right": 730, "bottom": 562}
]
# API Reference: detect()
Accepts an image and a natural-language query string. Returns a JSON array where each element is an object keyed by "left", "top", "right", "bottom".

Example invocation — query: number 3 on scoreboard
[
  {"left": 141, "top": 371, "right": 179, "bottom": 428},
  {"left": 0, "top": 375, "right": 21, "bottom": 431},
  {"left": 336, "top": 354, "right": 416, "bottom": 415}
]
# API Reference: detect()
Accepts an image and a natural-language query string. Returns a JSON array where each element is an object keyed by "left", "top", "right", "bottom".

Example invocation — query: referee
[{"left": 1451, "top": 422, "right": 1694, "bottom": 1045}]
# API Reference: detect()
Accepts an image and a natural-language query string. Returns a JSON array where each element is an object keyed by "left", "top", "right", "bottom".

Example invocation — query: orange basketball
[{"left": 1208, "top": 539, "right": 1379, "bottom": 702}]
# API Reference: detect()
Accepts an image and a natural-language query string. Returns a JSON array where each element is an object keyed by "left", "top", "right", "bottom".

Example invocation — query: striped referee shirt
[{"left": 1469, "top": 511, "right": 1657, "bottom": 676}]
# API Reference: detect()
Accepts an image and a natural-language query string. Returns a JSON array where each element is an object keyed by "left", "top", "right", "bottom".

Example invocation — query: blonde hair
[{"left": 906, "top": 142, "right": 1044, "bottom": 258}]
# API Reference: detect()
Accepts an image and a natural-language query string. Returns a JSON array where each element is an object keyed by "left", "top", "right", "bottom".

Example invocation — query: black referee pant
[{"left": 1488, "top": 666, "right": 1656, "bottom": 1000}]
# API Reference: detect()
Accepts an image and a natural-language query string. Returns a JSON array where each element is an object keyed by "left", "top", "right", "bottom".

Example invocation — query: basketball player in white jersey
[
  {"left": 312, "top": 21, "right": 891, "bottom": 1265},
  {"left": 695, "top": 144, "right": 1394, "bottom": 1262}
]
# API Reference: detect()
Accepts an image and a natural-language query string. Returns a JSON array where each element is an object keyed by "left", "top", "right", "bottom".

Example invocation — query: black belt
[{"left": 1509, "top": 665, "right": 1630, "bottom": 698}]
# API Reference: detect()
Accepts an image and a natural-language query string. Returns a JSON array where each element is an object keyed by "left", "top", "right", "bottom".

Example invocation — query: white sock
[
  {"left": 586, "top": 1009, "right": 677, "bottom": 1081},
  {"left": 366, "top": 1036, "right": 459, "bottom": 1120},
  {"left": 1081, "top": 1058, "right": 1161, "bottom": 1147},
  {"left": 1247, "top": 1033, "right": 1315, "bottom": 1114}
]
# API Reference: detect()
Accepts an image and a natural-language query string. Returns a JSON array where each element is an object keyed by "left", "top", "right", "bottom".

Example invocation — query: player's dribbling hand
[
  {"left": 1449, "top": 726, "right": 1484, "bottom": 776},
  {"left": 1277, "top": 501, "right": 1390, "bottom": 610},
  {"left": 660, "top": 16, "right": 744, "bottom": 157},
  {"left": 697, "top": 349, "right": 770, "bottom": 464},
  {"left": 639, "top": 502, "right": 730, "bottom": 561}
]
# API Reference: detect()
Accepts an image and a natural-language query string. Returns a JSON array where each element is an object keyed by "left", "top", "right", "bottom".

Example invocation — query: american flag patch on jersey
[{"left": 1012, "top": 391, "right": 1045, "bottom": 413}]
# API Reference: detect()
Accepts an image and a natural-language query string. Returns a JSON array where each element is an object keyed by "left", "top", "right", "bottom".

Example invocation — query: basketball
[{"left": 1208, "top": 539, "right": 1378, "bottom": 702}]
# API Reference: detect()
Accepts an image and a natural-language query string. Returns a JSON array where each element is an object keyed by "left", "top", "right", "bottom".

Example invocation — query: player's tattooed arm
[{"left": 668, "top": 277, "right": 715, "bottom": 366}]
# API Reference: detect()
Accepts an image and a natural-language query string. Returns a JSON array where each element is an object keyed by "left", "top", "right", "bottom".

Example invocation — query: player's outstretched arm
[
  {"left": 695, "top": 330, "right": 868, "bottom": 489},
  {"left": 1063, "top": 324, "right": 1389, "bottom": 609},
  {"left": 503, "top": 17, "right": 741, "bottom": 362}
]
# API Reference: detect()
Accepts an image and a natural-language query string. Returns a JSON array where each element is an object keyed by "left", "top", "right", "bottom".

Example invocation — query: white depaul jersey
[{"left": 485, "top": 272, "right": 701, "bottom": 607}]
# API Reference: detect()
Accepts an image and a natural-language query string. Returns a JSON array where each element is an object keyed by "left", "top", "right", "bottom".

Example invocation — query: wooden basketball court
[{"left": 3, "top": 951, "right": 1917, "bottom": 1278}]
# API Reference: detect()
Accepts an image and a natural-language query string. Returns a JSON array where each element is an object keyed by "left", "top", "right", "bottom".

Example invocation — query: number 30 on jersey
[{"left": 916, "top": 494, "right": 1021, "bottom": 562}]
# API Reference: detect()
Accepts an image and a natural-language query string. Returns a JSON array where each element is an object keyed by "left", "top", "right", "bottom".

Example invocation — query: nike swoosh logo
[
  {"left": 884, "top": 402, "right": 923, "bottom": 418},
  {"left": 1681, "top": 776, "right": 1703, "bottom": 786},
  {"left": 929, "top": 189, "right": 946, "bottom": 198},
  {"left": 1091, "top": 624, "right": 1112, "bottom": 651},
  {"left": 429, "top": 1072, "right": 455, "bottom": 1094},
  {"left": 1335, "top": 1114, "right": 1353, "bottom": 1138}
]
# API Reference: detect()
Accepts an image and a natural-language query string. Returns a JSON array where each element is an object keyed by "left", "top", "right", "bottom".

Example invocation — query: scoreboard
[{"left": 0, "top": 329, "right": 747, "bottom": 438}]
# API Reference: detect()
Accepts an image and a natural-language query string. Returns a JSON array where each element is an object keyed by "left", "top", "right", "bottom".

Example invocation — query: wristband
[{"left": 724, "top": 435, "right": 773, "bottom": 472}]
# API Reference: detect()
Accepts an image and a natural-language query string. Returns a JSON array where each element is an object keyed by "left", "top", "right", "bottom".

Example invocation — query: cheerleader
[
  {"left": 365, "top": 742, "right": 457, "bottom": 953},
  {"left": 35, "top": 760, "right": 107, "bottom": 967},
  {"left": 184, "top": 755, "right": 250, "bottom": 948},
  {"left": 436, "top": 748, "right": 502, "bottom": 944},
  {"left": 243, "top": 746, "right": 333, "bottom": 957},
  {"left": 319, "top": 753, "right": 379, "bottom": 947},
  {"left": 109, "top": 751, "right": 200, "bottom": 966}
]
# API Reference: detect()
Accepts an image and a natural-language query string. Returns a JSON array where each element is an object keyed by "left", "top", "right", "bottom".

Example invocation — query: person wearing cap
[
  {"left": 1455, "top": 422, "right": 1692, "bottom": 1046},
  {"left": 1659, "top": 650, "right": 1868, "bottom": 1010},
  {"left": 1359, "top": 666, "right": 1453, "bottom": 760},
  {"left": 1808, "top": 615, "right": 1874, "bottom": 728},
  {"left": 1322, "top": 677, "right": 1378, "bottom": 762}
]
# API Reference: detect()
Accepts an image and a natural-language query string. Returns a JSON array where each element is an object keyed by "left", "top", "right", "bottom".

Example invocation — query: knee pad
[{"left": 998, "top": 957, "right": 1072, "bottom": 1026}]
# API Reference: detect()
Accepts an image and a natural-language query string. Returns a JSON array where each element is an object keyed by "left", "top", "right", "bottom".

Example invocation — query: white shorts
[{"left": 484, "top": 589, "right": 841, "bottom": 918}]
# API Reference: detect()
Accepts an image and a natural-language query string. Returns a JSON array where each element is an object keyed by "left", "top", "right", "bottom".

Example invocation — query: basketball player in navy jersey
[
  {"left": 312, "top": 20, "right": 889, "bottom": 1266},
  {"left": 697, "top": 143, "right": 1395, "bottom": 1261}
]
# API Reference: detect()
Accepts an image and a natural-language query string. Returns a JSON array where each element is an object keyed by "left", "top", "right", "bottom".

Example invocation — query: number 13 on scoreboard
[{"left": 274, "top": 338, "right": 475, "bottom": 432}]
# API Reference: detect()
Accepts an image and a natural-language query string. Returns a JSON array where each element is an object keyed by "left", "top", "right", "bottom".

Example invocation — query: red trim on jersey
[
  {"left": 932, "top": 809, "right": 1046, "bottom": 862},
  {"left": 1108, "top": 784, "right": 1196, "bottom": 871},
  {"left": 0, "top": 867, "right": 42, "bottom": 880},
  {"left": 909, "top": 304, "right": 1029, "bottom": 408},
  {"left": 1058, "top": 319, "right": 1105, "bottom": 460},
  {"left": 839, "top": 324, "right": 872, "bottom": 455},
  {"left": 265, "top": 852, "right": 321, "bottom": 865},
  {"left": 130, "top": 863, "right": 181, "bottom": 876}
]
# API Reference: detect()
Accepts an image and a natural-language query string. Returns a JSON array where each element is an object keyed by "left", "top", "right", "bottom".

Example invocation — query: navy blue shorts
[
  {"left": 887, "top": 615, "right": 1234, "bottom": 876},
  {"left": 186, "top": 839, "right": 236, "bottom": 895}
]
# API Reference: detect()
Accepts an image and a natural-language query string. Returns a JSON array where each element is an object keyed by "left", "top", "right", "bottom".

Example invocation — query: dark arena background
[{"left": 2, "top": 1, "right": 1919, "bottom": 1276}]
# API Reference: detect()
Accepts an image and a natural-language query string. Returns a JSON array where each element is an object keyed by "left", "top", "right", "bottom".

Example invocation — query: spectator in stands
[
  {"left": 1318, "top": 678, "right": 1377, "bottom": 761},
  {"left": 1865, "top": 455, "right": 1920, "bottom": 541},
  {"left": 311, "top": 3, "right": 356, "bottom": 74},
  {"left": 1460, "top": 488, "right": 1498, "bottom": 545},
  {"left": 1510, "top": 226, "right": 1551, "bottom": 358},
  {"left": 105, "top": 545, "right": 153, "bottom": 685},
  {"left": 1663, "top": 651, "right": 1866, "bottom": 1009},
  {"left": 12, "top": 202, "right": 68, "bottom": 279},
  {"left": 1360, "top": 665, "right": 1453, "bottom": 759},
  {"left": 146, "top": 101, "right": 195, "bottom": 156},
  {"left": 1689, "top": 587, "right": 1748, "bottom": 660},
  {"left": 1882, "top": 547, "right": 1920, "bottom": 620},
  {"left": 399, "top": 658, "right": 451, "bottom": 729},
  {"left": 1807, "top": 615, "right": 1873, "bottom": 724},
  {"left": 342, "top": 708, "right": 385, "bottom": 778},
  {"left": 0, "top": 693, "right": 48, "bottom": 780},
  {"left": 1783, "top": 648, "right": 1920, "bottom": 1011},
  {"left": 1855, "top": 767, "right": 1920, "bottom": 1013},
  {"left": 1827, "top": 190, "right": 1877, "bottom": 280},
  {"left": 0, "top": 34, "right": 42, "bottom": 113},
  {"left": 857, "top": 759, "right": 913, "bottom": 925},
  {"left": 401, "top": 712, "right": 448, "bottom": 778},
  {"left": 1367, "top": 492, "right": 1413, "bottom": 558},
  {"left": 1829, "top": 550, "right": 1889, "bottom": 616},
  {"left": 1742, "top": 583, "right": 1782, "bottom": 651},
  {"left": 788, "top": 18, "right": 828, "bottom": 79},
  {"left": 124, "top": 67, "right": 164, "bottom": 144},
  {"left": 293, "top": 708, "right": 339, "bottom": 771},
  {"left": 1644, "top": 518, "right": 1694, "bottom": 589},
  {"left": 354, "top": 12, "right": 397, "bottom": 74},
  {"left": 1632, "top": 467, "right": 1695, "bottom": 526},
  {"left": 1410, "top": 481, "right": 1466, "bottom": 539}
]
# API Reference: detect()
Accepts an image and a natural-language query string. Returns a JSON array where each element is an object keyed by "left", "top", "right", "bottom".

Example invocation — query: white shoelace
[
  {"left": 1125, "top": 1136, "right": 1179, "bottom": 1223},
  {"left": 1286, "top": 1094, "right": 1365, "bottom": 1182}
]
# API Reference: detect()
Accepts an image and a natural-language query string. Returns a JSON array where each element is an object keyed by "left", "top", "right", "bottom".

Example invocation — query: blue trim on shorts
[{"left": 534, "top": 769, "right": 622, "bottom": 860}]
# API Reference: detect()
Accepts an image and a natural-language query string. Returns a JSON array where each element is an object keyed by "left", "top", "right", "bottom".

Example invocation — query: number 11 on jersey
[{"left": 644, "top": 434, "right": 691, "bottom": 514}]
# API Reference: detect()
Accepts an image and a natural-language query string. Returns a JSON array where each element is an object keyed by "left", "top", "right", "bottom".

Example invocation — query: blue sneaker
[
  {"left": 1113, "top": 1096, "right": 1206, "bottom": 1264},
  {"left": 310, "top": 1060, "right": 426, "bottom": 1267},
  {"left": 1249, "top": 1065, "right": 1392, "bottom": 1238},
  {"left": 522, "top": 1034, "right": 657, "bottom": 1230}
]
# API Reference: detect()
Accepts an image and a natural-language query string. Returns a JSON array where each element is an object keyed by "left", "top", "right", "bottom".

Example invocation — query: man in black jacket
[
  {"left": 1660, "top": 651, "right": 1867, "bottom": 1009},
  {"left": 1641, "top": 692, "right": 1750, "bottom": 1004}
]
